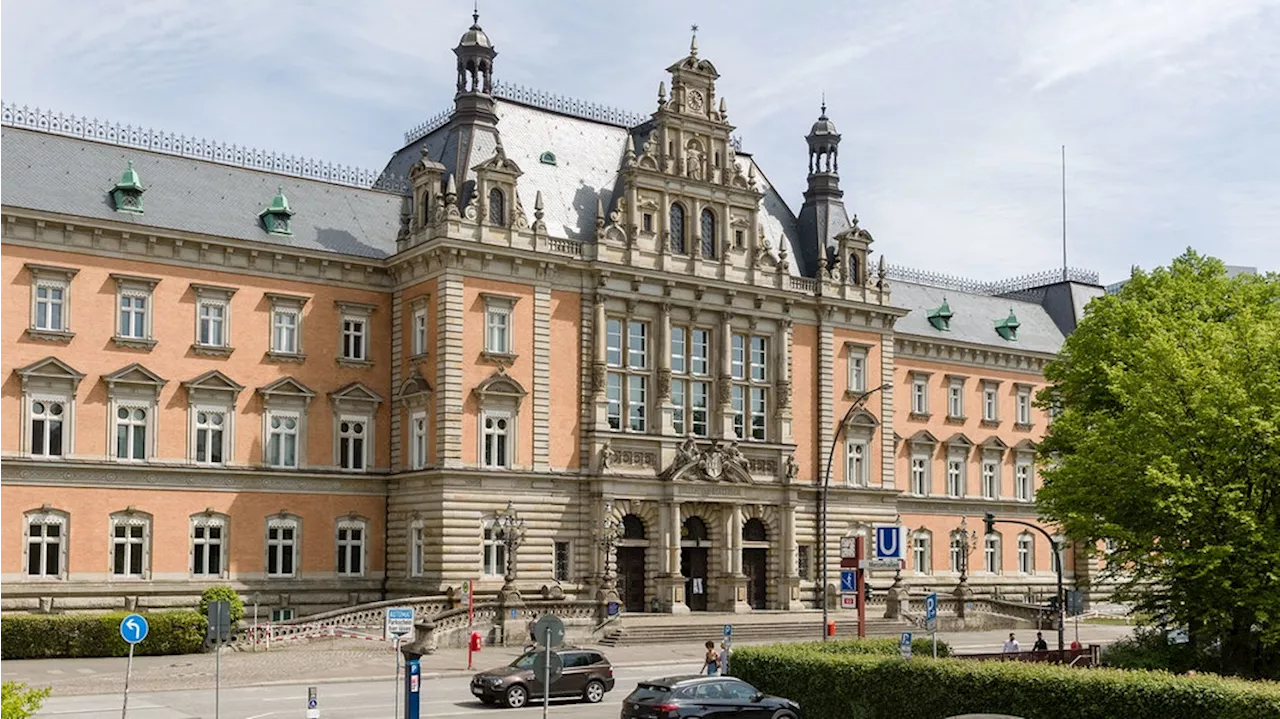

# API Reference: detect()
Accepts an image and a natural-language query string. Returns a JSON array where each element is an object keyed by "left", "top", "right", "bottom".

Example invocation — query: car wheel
[
  {"left": 505, "top": 685, "right": 528, "bottom": 708},
  {"left": 771, "top": 712, "right": 797, "bottom": 719},
  {"left": 582, "top": 679, "right": 606, "bottom": 703}
]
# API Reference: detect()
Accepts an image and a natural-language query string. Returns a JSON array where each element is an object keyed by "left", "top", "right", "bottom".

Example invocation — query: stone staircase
[{"left": 598, "top": 611, "right": 907, "bottom": 647}]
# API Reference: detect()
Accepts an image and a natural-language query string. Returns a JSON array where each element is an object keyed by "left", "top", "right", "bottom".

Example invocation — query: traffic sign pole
[
  {"left": 393, "top": 636, "right": 401, "bottom": 719},
  {"left": 855, "top": 536, "right": 866, "bottom": 639},
  {"left": 121, "top": 643, "right": 134, "bottom": 719},
  {"left": 543, "top": 633, "right": 552, "bottom": 719}
]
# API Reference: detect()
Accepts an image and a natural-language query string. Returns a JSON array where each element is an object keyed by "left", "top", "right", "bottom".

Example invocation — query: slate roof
[
  {"left": 1, "top": 127, "right": 402, "bottom": 259},
  {"left": 892, "top": 281, "right": 1067, "bottom": 355}
]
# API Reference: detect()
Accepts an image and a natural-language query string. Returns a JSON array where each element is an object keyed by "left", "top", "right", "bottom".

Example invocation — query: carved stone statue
[
  {"left": 724, "top": 441, "right": 749, "bottom": 474},
  {"left": 600, "top": 441, "right": 616, "bottom": 470},
  {"left": 785, "top": 454, "right": 800, "bottom": 482},
  {"left": 676, "top": 437, "right": 700, "bottom": 467}
]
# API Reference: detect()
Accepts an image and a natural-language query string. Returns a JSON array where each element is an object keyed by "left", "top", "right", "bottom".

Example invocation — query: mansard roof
[{"left": 891, "top": 280, "right": 1068, "bottom": 355}]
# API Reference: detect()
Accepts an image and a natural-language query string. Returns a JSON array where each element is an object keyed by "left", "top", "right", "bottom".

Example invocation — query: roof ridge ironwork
[
  {"left": 887, "top": 264, "right": 1100, "bottom": 295},
  {"left": 2, "top": 101, "right": 411, "bottom": 193}
]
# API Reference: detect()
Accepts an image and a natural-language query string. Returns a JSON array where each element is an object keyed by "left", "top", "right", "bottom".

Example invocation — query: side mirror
[{"left": 752, "top": 692, "right": 765, "bottom": 702}]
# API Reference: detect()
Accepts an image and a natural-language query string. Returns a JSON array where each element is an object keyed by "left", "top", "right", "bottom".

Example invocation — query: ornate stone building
[{"left": 1, "top": 16, "right": 1107, "bottom": 617}]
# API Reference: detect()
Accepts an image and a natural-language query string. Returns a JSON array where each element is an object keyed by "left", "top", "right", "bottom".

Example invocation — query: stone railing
[
  {"left": 897, "top": 593, "right": 1052, "bottom": 631},
  {"left": 546, "top": 236, "right": 585, "bottom": 258},
  {"left": 789, "top": 276, "right": 819, "bottom": 294}
]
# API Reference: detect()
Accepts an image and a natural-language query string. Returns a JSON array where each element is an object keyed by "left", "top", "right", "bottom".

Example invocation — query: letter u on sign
[{"left": 875, "top": 526, "right": 906, "bottom": 560}]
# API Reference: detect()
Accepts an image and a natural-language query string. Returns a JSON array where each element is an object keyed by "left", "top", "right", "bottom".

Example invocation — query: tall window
[
  {"left": 912, "top": 532, "right": 932, "bottom": 574},
  {"left": 338, "top": 417, "right": 368, "bottom": 471},
  {"left": 198, "top": 301, "right": 226, "bottom": 347},
  {"left": 948, "top": 378, "right": 964, "bottom": 418},
  {"left": 410, "top": 522, "right": 426, "bottom": 577},
  {"left": 115, "top": 406, "right": 148, "bottom": 461},
  {"left": 30, "top": 399, "right": 65, "bottom": 457},
  {"left": 554, "top": 541, "right": 571, "bottom": 582},
  {"left": 1015, "top": 461, "right": 1033, "bottom": 501},
  {"left": 669, "top": 203, "right": 686, "bottom": 254},
  {"left": 982, "top": 383, "right": 999, "bottom": 422},
  {"left": 848, "top": 347, "right": 866, "bottom": 392},
  {"left": 273, "top": 309, "right": 299, "bottom": 354},
  {"left": 410, "top": 412, "right": 428, "bottom": 470},
  {"left": 845, "top": 440, "right": 867, "bottom": 486},
  {"left": 671, "top": 326, "right": 710, "bottom": 437},
  {"left": 730, "top": 334, "right": 768, "bottom": 440},
  {"left": 191, "top": 515, "right": 225, "bottom": 577},
  {"left": 412, "top": 308, "right": 427, "bottom": 356},
  {"left": 483, "top": 412, "right": 510, "bottom": 468},
  {"left": 119, "top": 294, "right": 147, "bottom": 339},
  {"left": 1017, "top": 534, "right": 1034, "bottom": 574},
  {"left": 267, "top": 412, "right": 300, "bottom": 468},
  {"left": 984, "top": 533, "right": 1002, "bottom": 573},
  {"left": 946, "top": 456, "right": 965, "bottom": 497},
  {"left": 341, "top": 316, "right": 367, "bottom": 361},
  {"left": 266, "top": 516, "right": 298, "bottom": 577},
  {"left": 949, "top": 533, "right": 964, "bottom": 573},
  {"left": 336, "top": 519, "right": 365, "bottom": 576},
  {"left": 911, "top": 377, "right": 928, "bottom": 414},
  {"left": 605, "top": 319, "right": 649, "bottom": 432},
  {"left": 982, "top": 460, "right": 999, "bottom": 499},
  {"left": 911, "top": 456, "right": 929, "bottom": 495},
  {"left": 699, "top": 208, "right": 716, "bottom": 259},
  {"left": 1016, "top": 387, "right": 1032, "bottom": 424},
  {"left": 486, "top": 306, "right": 510, "bottom": 354},
  {"left": 482, "top": 522, "right": 507, "bottom": 577},
  {"left": 26, "top": 511, "right": 66, "bottom": 578},
  {"left": 488, "top": 187, "right": 505, "bottom": 225},
  {"left": 194, "top": 409, "right": 226, "bottom": 465},
  {"left": 34, "top": 282, "right": 66, "bottom": 331},
  {"left": 110, "top": 514, "right": 149, "bottom": 577}
]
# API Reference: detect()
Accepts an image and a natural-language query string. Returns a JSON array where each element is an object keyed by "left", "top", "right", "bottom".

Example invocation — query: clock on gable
[{"left": 687, "top": 89, "right": 705, "bottom": 113}]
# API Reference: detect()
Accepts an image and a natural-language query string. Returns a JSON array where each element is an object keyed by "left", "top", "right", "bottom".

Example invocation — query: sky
[{"left": 3, "top": 0, "right": 1277, "bottom": 283}]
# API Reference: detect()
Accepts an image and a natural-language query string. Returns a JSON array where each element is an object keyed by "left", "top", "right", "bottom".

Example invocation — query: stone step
[{"left": 599, "top": 618, "right": 906, "bottom": 647}]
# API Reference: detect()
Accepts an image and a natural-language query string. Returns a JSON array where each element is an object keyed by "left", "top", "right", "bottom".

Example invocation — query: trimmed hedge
[
  {"left": 1, "top": 611, "right": 206, "bottom": 660},
  {"left": 732, "top": 644, "right": 1280, "bottom": 719},
  {"left": 795, "top": 637, "right": 952, "bottom": 658}
]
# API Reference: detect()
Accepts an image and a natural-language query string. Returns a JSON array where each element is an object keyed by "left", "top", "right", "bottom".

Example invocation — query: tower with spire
[
  {"left": 796, "top": 101, "right": 853, "bottom": 278},
  {"left": 452, "top": 6, "right": 498, "bottom": 126}
]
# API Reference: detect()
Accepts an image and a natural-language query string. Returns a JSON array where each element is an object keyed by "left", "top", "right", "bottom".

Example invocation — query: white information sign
[{"left": 385, "top": 607, "right": 415, "bottom": 640}]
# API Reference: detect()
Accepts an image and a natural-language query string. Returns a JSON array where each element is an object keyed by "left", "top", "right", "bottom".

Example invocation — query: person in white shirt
[{"left": 1002, "top": 632, "right": 1021, "bottom": 655}]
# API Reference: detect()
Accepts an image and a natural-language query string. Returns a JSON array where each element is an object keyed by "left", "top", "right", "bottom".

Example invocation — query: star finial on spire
[
  {"left": 821, "top": 92, "right": 827, "bottom": 117},
  {"left": 473, "top": 0, "right": 479, "bottom": 25},
  {"left": 690, "top": 24, "right": 699, "bottom": 56}
]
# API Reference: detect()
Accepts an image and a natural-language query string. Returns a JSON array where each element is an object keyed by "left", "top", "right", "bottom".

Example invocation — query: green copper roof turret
[
  {"left": 259, "top": 185, "right": 295, "bottom": 235},
  {"left": 111, "top": 160, "right": 146, "bottom": 214},
  {"left": 926, "top": 297, "right": 953, "bottom": 331},
  {"left": 995, "top": 308, "right": 1020, "bottom": 341}
]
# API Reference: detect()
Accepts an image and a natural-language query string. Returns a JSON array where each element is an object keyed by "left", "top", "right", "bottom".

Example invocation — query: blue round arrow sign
[{"left": 120, "top": 613, "right": 149, "bottom": 644}]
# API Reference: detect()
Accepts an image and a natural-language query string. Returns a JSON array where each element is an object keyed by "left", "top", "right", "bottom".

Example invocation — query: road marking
[{"left": 74, "top": 668, "right": 96, "bottom": 675}]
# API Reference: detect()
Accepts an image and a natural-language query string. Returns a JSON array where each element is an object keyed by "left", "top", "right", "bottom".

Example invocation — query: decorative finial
[
  {"left": 473, "top": 0, "right": 479, "bottom": 25},
  {"left": 658, "top": 81, "right": 667, "bottom": 102},
  {"left": 690, "top": 24, "right": 699, "bottom": 56}
]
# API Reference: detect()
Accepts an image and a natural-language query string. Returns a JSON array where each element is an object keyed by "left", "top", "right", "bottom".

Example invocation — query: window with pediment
[
  {"left": 17, "top": 357, "right": 84, "bottom": 458},
  {"left": 104, "top": 364, "right": 167, "bottom": 461},
  {"left": 474, "top": 369, "right": 526, "bottom": 469},
  {"left": 330, "top": 382, "right": 382, "bottom": 473},
  {"left": 258, "top": 377, "right": 316, "bottom": 469}
]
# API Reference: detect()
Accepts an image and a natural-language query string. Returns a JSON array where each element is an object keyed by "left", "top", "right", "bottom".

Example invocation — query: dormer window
[
  {"left": 111, "top": 160, "right": 145, "bottom": 214},
  {"left": 995, "top": 309, "right": 1020, "bottom": 341},
  {"left": 488, "top": 187, "right": 505, "bottom": 226},
  {"left": 539, "top": 151, "right": 557, "bottom": 166},
  {"left": 927, "top": 299, "right": 953, "bottom": 331},
  {"left": 259, "top": 186, "right": 295, "bottom": 236}
]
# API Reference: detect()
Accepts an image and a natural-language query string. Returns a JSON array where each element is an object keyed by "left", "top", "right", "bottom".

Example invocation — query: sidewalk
[{"left": 0, "top": 624, "right": 1134, "bottom": 697}]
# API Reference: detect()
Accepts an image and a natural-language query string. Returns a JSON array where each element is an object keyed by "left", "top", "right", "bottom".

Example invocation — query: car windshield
[
  {"left": 509, "top": 652, "right": 539, "bottom": 670},
  {"left": 626, "top": 684, "right": 671, "bottom": 703}
]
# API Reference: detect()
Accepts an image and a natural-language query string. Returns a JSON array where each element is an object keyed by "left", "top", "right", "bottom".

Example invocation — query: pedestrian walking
[
  {"left": 702, "top": 640, "right": 721, "bottom": 676},
  {"left": 1002, "top": 632, "right": 1020, "bottom": 655},
  {"left": 718, "top": 639, "right": 731, "bottom": 675},
  {"left": 1033, "top": 632, "right": 1049, "bottom": 653}
]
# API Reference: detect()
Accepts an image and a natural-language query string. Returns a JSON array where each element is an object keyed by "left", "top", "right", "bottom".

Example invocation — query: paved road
[{"left": 33, "top": 661, "right": 691, "bottom": 718}]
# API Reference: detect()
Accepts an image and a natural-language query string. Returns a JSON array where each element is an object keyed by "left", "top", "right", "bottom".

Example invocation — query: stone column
[
  {"left": 658, "top": 302, "right": 674, "bottom": 435},
  {"left": 656, "top": 500, "right": 689, "bottom": 614},
  {"left": 730, "top": 504, "right": 744, "bottom": 575},
  {"left": 775, "top": 318, "right": 794, "bottom": 445},
  {"left": 592, "top": 293, "right": 610, "bottom": 432},
  {"left": 718, "top": 312, "right": 735, "bottom": 439},
  {"left": 782, "top": 501, "right": 805, "bottom": 610}
]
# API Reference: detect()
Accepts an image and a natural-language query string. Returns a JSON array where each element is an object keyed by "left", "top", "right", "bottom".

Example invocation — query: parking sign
[{"left": 924, "top": 593, "right": 938, "bottom": 631}]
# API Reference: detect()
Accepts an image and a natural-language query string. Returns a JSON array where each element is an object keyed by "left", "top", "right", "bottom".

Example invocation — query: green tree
[
  {"left": 1, "top": 682, "right": 51, "bottom": 719},
  {"left": 1037, "top": 251, "right": 1280, "bottom": 678}
]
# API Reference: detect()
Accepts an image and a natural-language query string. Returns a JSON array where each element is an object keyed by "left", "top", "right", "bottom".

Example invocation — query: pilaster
[
  {"left": 436, "top": 273, "right": 465, "bottom": 467},
  {"left": 390, "top": 287, "right": 404, "bottom": 470},
  {"left": 776, "top": 318, "right": 794, "bottom": 445},
  {"left": 532, "top": 284, "right": 552, "bottom": 471},
  {"left": 658, "top": 302, "right": 674, "bottom": 435},
  {"left": 879, "top": 334, "right": 897, "bottom": 488},
  {"left": 717, "top": 312, "right": 734, "bottom": 439}
]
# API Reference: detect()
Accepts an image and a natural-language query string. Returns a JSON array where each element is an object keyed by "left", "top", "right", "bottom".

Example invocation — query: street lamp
[
  {"left": 495, "top": 501, "right": 527, "bottom": 590},
  {"left": 597, "top": 501, "right": 624, "bottom": 593},
  {"left": 984, "top": 512, "right": 1065, "bottom": 654},
  {"left": 956, "top": 517, "right": 978, "bottom": 584},
  {"left": 820, "top": 382, "right": 892, "bottom": 642}
]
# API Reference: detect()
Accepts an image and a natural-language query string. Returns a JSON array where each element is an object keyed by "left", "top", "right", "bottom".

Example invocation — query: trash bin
[{"left": 826, "top": 620, "right": 837, "bottom": 637}]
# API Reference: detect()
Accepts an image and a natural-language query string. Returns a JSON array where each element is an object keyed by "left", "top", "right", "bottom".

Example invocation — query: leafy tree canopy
[{"left": 1037, "top": 251, "right": 1280, "bottom": 676}]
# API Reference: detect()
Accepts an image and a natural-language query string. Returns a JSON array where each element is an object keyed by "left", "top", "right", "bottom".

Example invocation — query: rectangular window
[
  {"left": 796, "top": 545, "right": 812, "bottom": 580},
  {"left": 947, "top": 459, "right": 964, "bottom": 497},
  {"left": 1015, "top": 463, "right": 1033, "bottom": 501},
  {"left": 338, "top": 418, "right": 368, "bottom": 471},
  {"left": 606, "top": 319, "right": 623, "bottom": 367},
  {"left": 983, "top": 385, "right": 999, "bottom": 422},
  {"left": 750, "top": 336, "right": 767, "bottom": 382},
  {"left": 642, "top": 213, "right": 653, "bottom": 233},
  {"left": 27, "top": 518, "right": 62, "bottom": 577},
  {"left": 627, "top": 322, "right": 648, "bottom": 369},
  {"left": 731, "top": 333, "right": 769, "bottom": 441},
  {"left": 1017, "top": 388, "right": 1032, "bottom": 424},
  {"left": 554, "top": 541, "right": 571, "bottom": 582},
  {"left": 982, "top": 461, "right": 999, "bottom": 499},
  {"left": 192, "top": 522, "right": 223, "bottom": 576},
  {"left": 606, "top": 373, "right": 623, "bottom": 430},
  {"left": 412, "top": 308, "right": 427, "bottom": 356},
  {"left": 337, "top": 523, "right": 364, "bottom": 576},
  {"left": 483, "top": 524, "right": 507, "bottom": 577},
  {"left": 846, "top": 440, "right": 867, "bottom": 486},
  {"left": 111, "top": 520, "right": 146, "bottom": 577},
  {"left": 913, "top": 536, "right": 931, "bottom": 574},
  {"left": 628, "top": 375, "right": 647, "bottom": 432},
  {"left": 673, "top": 326, "right": 710, "bottom": 437},
  {"left": 198, "top": 302, "right": 226, "bottom": 347},
  {"left": 267, "top": 413, "right": 300, "bottom": 468},
  {"left": 948, "top": 379, "right": 964, "bottom": 418},
  {"left": 731, "top": 385, "right": 745, "bottom": 438},
  {"left": 267, "top": 521, "right": 297, "bottom": 577},
  {"left": 671, "top": 379, "right": 686, "bottom": 435},
  {"left": 483, "top": 413, "right": 510, "bottom": 468},
  {"left": 273, "top": 310, "right": 299, "bottom": 354},
  {"left": 34, "top": 283, "right": 66, "bottom": 332},
  {"left": 691, "top": 382, "right": 709, "bottom": 437},
  {"left": 411, "top": 525, "right": 425, "bottom": 577},
  {"left": 342, "top": 317, "right": 367, "bottom": 360},
  {"left": 1018, "top": 536, "right": 1033, "bottom": 574},
  {"left": 410, "top": 412, "right": 428, "bottom": 470},
  {"left": 749, "top": 387, "right": 767, "bottom": 441},
  {"left": 911, "top": 457, "right": 929, "bottom": 495},
  {"left": 119, "top": 294, "right": 147, "bottom": 339},
  {"left": 194, "top": 409, "right": 226, "bottom": 465},
  {"left": 271, "top": 608, "right": 295, "bottom": 622},
  {"left": 30, "top": 399, "right": 65, "bottom": 457},
  {"left": 606, "top": 319, "right": 650, "bottom": 432},
  {"left": 486, "top": 307, "right": 510, "bottom": 355},
  {"left": 690, "top": 330, "right": 709, "bottom": 375},
  {"left": 985, "top": 537, "right": 1000, "bottom": 573},
  {"left": 912, "top": 378, "right": 928, "bottom": 414},
  {"left": 731, "top": 334, "right": 746, "bottom": 380},
  {"left": 115, "top": 406, "right": 149, "bottom": 461},
  {"left": 670, "top": 327, "right": 686, "bottom": 374},
  {"left": 848, "top": 348, "right": 866, "bottom": 392}
]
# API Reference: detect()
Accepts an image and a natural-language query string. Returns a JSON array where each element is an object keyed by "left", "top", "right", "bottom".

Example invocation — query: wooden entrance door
[
  {"left": 617, "top": 547, "right": 647, "bottom": 613},
  {"left": 743, "top": 548, "right": 768, "bottom": 610},
  {"left": 681, "top": 547, "right": 709, "bottom": 611}
]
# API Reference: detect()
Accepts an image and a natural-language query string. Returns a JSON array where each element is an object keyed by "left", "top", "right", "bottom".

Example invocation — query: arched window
[
  {"left": 483, "top": 520, "right": 507, "bottom": 577},
  {"left": 912, "top": 530, "right": 932, "bottom": 575},
  {"left": 682, "top": 516, "right": 708, "bottom": 543},
  {"left": 1017, "top": 532, "right": 1035, "bottom": 574},
  {"left": 743, "top": 518, "right": 767, "bottom": 543},
  {"left": 622, "top": 514, "right": 646, "bottom": 541},
  {"left": 700, "top": 208, "right": 716, "bottom": 259},
  {"left": 984, "top": 532, "right": 1002, "bottom": 574},
  {"left": 669, "top": 203, "right": 686, "bottom": 254},
  {"left": 848, "top": 254, "right": 860, "bottom": 283},
  {"left": 488, "top": 187, "right": 505, "bottom": 226},
  {"left": 949, "top": 532, "right": 965, "bottom": 573}
]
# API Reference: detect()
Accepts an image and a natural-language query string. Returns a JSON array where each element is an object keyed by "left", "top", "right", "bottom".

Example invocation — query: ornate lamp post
[
  {"left": 597, "top": 501, "right": 624, "bottom": 600},
  {"left": 956, "top": 517, "right": 979, "bottom": 584},
  {"left": 495, "top": 501, "right": 527, "bottom": 592}
]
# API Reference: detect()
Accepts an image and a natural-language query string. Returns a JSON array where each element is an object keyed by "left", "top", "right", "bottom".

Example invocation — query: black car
[
  {"left": 471, "top": 648, "right": 615, "bottom": 708},
  {"left": 621, "top": 675, "right": 801, "bottom": 718}
]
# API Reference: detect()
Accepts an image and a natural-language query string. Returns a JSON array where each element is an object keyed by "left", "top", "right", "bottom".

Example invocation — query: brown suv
[{"left": 471, "top": 648, "right": 615, "bottom": 708}]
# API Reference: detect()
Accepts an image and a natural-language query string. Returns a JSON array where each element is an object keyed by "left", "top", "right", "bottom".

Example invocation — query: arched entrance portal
[
  {"left": 742, "top": 518, "right": 769, "bottom": 610},
  {"left": 617, "top": 514, "right": 647, "bottom": 613},
  {"left": 681, "top": 516, "right": 710, "bottom": 612}
]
